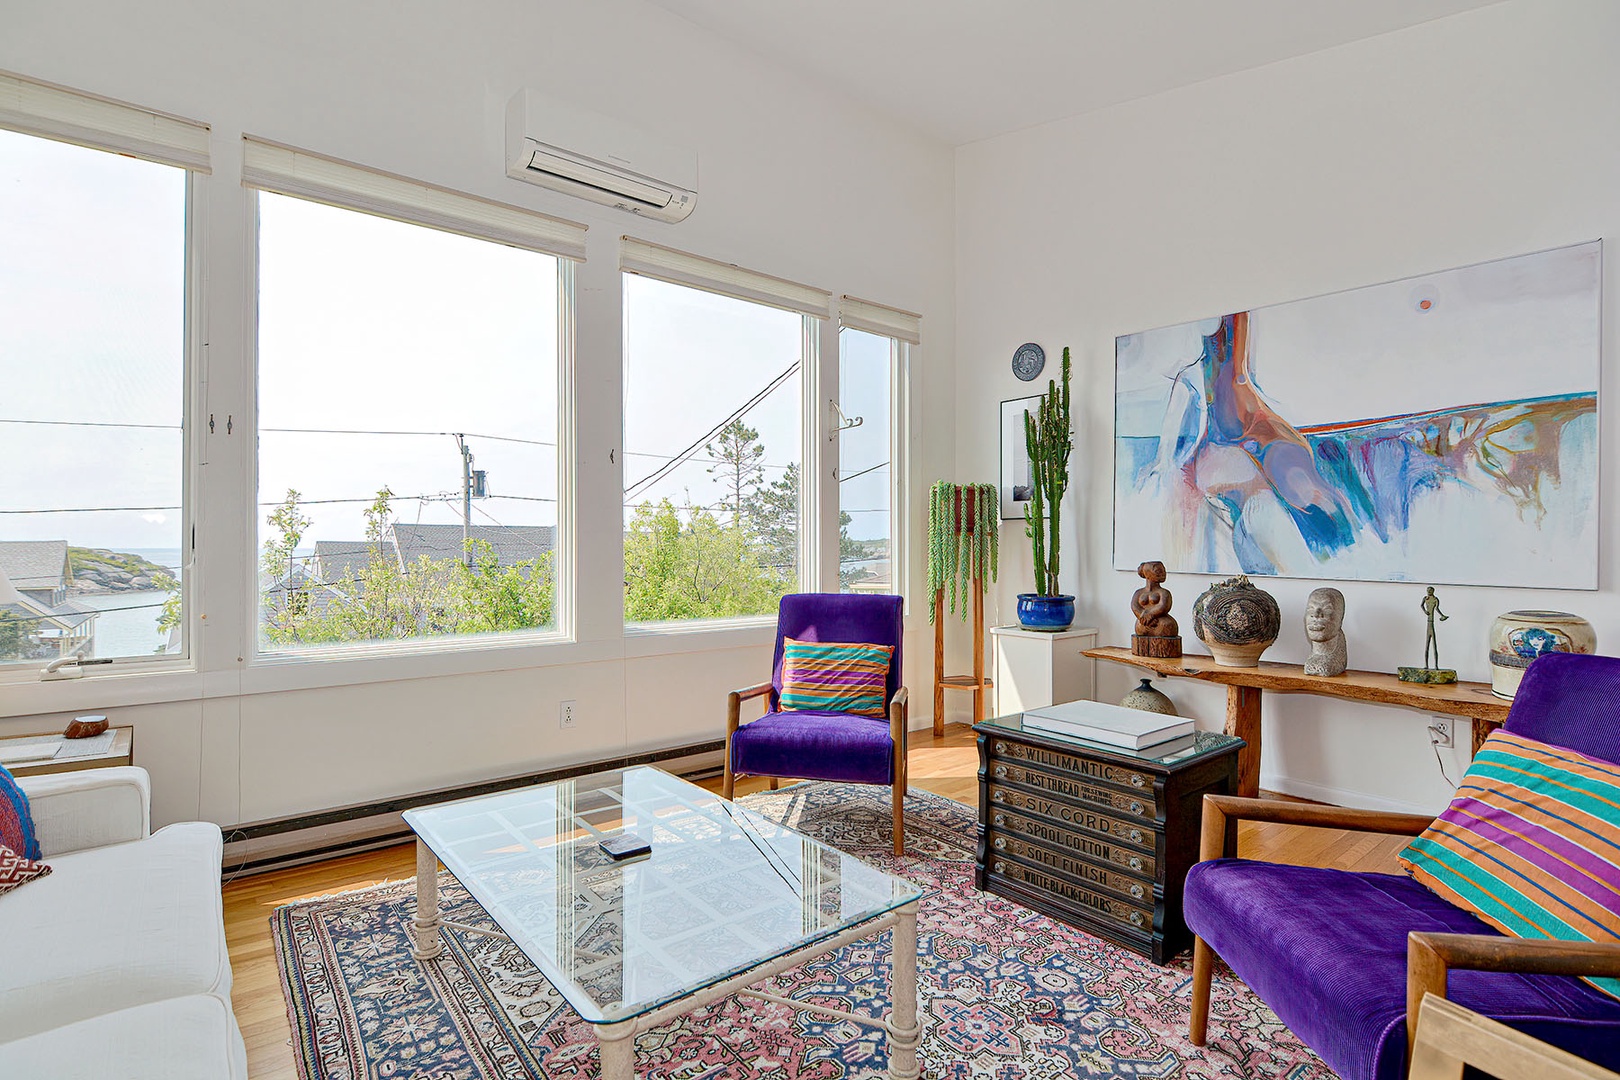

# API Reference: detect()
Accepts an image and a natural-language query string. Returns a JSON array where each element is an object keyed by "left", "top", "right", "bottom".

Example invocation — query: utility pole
[
  {"left": 454, "top": 434, "right": 490, "bottom": 568},
  {"left": 456, "top": 434, "right": 473, "bottom": 567}
]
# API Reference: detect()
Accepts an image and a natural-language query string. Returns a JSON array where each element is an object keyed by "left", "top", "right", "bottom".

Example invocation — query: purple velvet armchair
[
  {"left": 1184, "top": 652, "right": 1620, "bottom": 1080},
  {"left": 722, "top": 593, "right": 909, "bottom": 855}
]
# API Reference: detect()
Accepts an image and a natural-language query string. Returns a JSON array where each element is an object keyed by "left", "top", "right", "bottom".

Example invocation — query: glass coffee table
[{"left": 403, "top": 766, "right": 926, "bottom": 1079}]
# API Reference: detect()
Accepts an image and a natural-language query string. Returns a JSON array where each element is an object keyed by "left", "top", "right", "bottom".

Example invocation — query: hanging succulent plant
[{"left": 927, "top": 481, "right": 999, "bottom": 623}]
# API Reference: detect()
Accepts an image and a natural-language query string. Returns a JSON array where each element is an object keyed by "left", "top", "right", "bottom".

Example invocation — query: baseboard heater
[{"left": 221, "top": 740, "right": 725, "bottom": 878}]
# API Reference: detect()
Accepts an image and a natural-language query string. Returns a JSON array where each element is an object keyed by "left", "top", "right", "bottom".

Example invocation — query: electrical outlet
[
  {"left": 1428, "top": 718, "right": 1453, "bottom": 749},
  {"left": 559, "top": 699, "right": 577, "bottom": 730}
]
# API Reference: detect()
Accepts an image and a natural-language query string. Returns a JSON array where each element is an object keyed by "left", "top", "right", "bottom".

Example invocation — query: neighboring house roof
[
  {"left": 0, "top": 540, "right": 70, "bottom": 592},
  {"left": 313, "top": 541, "right": 391, "bottom": 585},
  {"left": 390, "top": 524, "right": 555, "bottom": 568},
  {"left": 1, "top": 596, "right": 95, "bottom": 633}
]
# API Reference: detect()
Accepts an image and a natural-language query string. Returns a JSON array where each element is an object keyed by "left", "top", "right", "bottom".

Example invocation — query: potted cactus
[{"left": 1018, "top": 347, "right": 1074, "bottom": 631}]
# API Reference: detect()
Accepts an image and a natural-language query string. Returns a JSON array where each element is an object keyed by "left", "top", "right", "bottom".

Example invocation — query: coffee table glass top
[{"left": 403, "top": 766, "right": 925, "bottom": 1024}]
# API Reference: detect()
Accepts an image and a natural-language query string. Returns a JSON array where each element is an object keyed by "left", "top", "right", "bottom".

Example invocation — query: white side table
[{"left": 990, "top": 625, "right": 1099, "bottom": 717}]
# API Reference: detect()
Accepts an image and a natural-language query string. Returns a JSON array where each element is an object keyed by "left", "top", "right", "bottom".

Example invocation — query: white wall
[
  {"left": 0, "top": 0, "right": 956, "bottom": 827},
  {"left": 955, "top": 0, "right": 1620, "bottom": 813}
]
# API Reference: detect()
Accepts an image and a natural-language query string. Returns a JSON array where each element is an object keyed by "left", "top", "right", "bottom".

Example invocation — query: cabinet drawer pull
[
  {"left": 1130, "top": 883, "right": 1144, "bottom": 899},
  {"left": 992, "top": 790, "right": 1005, "bottom": 803},
  {"left": 1131, "top": 774, "right": 1145, "bottom": 788},
  {"left": 1129, "top": 856, "right": 1143, "bottom": 871},
  {"left": 992, "top": 836, "right": 1005, "bottom": 850},
  {"left": 1129, "top": 911, "right": 1144, "bottom": 927},
  {"left": 1130, "top": 801, "right": 1143, "bottom": 815},
  {"left": 1129, "top": 829, "right": 1143, "bottom": 844},
  {"left": 993, "top": 860, "right": 1005, "bottom": 873},
  {"left": 993, "top": 765, "right": 1007, "bottom": 779},
  {"left": 993, "top": 813, "right": 1005, "bottom": 827},
  {"left": 993, "top": 741, "right": 1007, "bottom": 755}
]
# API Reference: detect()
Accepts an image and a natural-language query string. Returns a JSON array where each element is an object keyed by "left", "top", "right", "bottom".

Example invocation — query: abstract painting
[{"left": 1114, "top": 241, "right": 1600, "bottom": 588}]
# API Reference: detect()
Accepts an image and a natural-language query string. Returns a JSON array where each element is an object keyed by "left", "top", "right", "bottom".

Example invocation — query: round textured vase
[
  {"left": 1016, "top": 593, "right": 1075, "bottom": 632},
  {"left": 1488, "top": 610, "right": 1596, "bottom": 699},
  {"left": 1192, "top": 575, "right": 1281, "bottom": 668},
  {"left": 1120, "top": 678, "right": 1178, "bottom": 716}
]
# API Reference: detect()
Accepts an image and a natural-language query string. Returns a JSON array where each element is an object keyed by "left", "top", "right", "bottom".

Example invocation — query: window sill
[{"left": 623, "top": 618, "right": 776, "bottom": 657}]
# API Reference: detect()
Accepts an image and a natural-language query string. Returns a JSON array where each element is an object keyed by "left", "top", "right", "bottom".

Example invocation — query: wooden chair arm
[
  {"left": 889, "top": 685, "right": 909, "bottom": 744},
  {"left": 1198, "top": 793, "right": 1434, "bottom": 861},
  {"left": 1410, "top": 993, "right": 1620, "bottom": 1080},
  {"left": 1407, "top": 933, "right": 1620, "bottom": 1057},
  {"left": 726, "top": 682, "right": 775, "bottom": 737}
]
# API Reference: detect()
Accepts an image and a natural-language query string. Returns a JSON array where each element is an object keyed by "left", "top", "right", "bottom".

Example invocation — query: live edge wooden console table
[{"left": 1083, "top": 646, "right": 1510, "bottom": 799}]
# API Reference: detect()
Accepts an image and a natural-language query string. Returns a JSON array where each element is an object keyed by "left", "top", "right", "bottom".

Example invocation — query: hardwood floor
[{"left": 223, "top": 722, "right": 1407, "bottom": 1079}]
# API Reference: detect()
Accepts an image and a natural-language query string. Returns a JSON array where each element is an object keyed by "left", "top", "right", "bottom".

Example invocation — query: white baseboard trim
[{"left": 1260, "top": 773, "right": 1441, "bottom": 817}]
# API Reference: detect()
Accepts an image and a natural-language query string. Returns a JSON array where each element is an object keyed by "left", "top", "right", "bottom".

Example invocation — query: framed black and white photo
[{"left": 1000, "top": 395, "right": 1041, "bottom": 519}]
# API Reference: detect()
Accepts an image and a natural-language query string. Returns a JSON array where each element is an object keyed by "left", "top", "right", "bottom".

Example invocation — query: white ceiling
[{"left": 643, "top": 0, "right": 1506, "bottom": 146}]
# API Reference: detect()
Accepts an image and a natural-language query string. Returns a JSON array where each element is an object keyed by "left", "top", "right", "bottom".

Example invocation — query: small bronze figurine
[
  {"left": 1398, "top": 586, "right": 1458, "bottom": 684},
  {"left": 1130, "top": 560, "right": 1182, "bottom": 658}
]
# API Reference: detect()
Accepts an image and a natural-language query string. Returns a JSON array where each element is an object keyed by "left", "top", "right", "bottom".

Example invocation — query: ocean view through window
[{"left": 0, "top": 129, "right": 189, "bottom": 668}]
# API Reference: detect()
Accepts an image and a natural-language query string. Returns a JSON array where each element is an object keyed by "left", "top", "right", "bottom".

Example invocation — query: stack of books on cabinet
[{"left": 1021, "top": 699, "right": 1193, "bottom": 750}]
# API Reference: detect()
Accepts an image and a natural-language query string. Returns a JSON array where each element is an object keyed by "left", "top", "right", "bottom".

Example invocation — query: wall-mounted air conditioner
[{"left": 505, "top": 89, "right": 697, "bottom": 223}]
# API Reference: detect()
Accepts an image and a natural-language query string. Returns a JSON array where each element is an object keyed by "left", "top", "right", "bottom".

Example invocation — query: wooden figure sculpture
[{"left": 1130, "top": 560, "right": 1182, "bottom": 658}]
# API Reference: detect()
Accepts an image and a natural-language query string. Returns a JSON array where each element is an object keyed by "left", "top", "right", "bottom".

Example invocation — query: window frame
[
  {"left": 618, "top": 261, "right": 825, "bottom": 632},
  {"left": 242, "top": 144, "right": 583, "bottom": 666},
  {"left": 0, "top": 107, "right": 205, "bottom": 683},
  {"left": 833, "top": 326, "right": 911, "bottom": 603}
]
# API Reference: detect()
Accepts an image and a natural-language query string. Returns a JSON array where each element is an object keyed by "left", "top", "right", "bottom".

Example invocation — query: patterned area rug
[{"left": 273, "top": 782, "right": 1330, "bottom": 1079}]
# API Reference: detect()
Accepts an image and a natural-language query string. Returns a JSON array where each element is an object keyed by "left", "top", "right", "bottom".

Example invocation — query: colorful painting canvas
[{"left": 1114, "top": 241, "right": 1601, "bottom": 588}]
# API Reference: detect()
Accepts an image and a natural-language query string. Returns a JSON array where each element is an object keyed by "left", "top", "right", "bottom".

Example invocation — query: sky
[{"left": 0, "top": 129, "right": 896, "bottom": 578}]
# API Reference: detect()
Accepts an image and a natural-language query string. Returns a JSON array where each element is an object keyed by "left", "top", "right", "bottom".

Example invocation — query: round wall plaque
[{"left": 1011, "top": 342, "right": 1045, "bottom": 381}]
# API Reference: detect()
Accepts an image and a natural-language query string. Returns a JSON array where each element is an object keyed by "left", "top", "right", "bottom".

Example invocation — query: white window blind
[
  {"left": 840, "top": 295, "right": 920, "bottom": 345},
  {"left": 0, "top": 69, "right": 210, "bottom": 173},
  {"left": 242, "top": 137, "right": 587, "bottom": 261},
  {"left": 620, "top": 237, "right": 832, "bottom": 319}
]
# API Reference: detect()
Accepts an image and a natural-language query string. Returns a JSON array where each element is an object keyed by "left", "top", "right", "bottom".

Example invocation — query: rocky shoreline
[{"left": 68, "top": 547, "right": 174, "bottom": 596}]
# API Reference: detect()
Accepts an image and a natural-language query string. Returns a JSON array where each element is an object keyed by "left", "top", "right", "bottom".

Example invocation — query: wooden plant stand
[
  {"left": 932, "top": 486, "right": 991, "bottom": 735},
  {"left": 1084, "top": 646, "right": 1509, "bottom": 798}
]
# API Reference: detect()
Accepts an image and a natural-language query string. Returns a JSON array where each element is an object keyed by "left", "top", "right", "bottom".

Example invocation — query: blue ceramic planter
[{"left": 1017, "top": 593, "right": 1075, "bottom": 632}]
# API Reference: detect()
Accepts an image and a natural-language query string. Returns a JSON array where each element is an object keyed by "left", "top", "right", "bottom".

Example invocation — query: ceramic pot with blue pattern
[
  {"left": 1488, "top": 610, "right": 1596, "bottom": 699},
  {"left": 1016, "top": 593, "right": 1075, "bottom": 632}
]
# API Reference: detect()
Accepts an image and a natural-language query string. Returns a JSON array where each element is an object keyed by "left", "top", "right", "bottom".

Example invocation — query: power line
[
  {"left": 0, "top": 418, "right": 180, "bottom": 431},
  {"left": 838, "top": 460, "right": 889, "bottom": 484},
  {"left": 263, "top": 426, "right": 555, "bottom": 448},
  {"left": 624, "top": 361, "right": 800, "bottom": 500}
]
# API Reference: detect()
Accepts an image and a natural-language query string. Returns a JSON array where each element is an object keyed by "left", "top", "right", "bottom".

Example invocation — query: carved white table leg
[
  {"left": 411, "top": 837, "right": 443, "bottom": 960},
  {"left": 597, "top": 1020, "right": 637, "bottom": 1080},
  {"left": 887, "top": 900, "right": 921, "bottom": 1080}
]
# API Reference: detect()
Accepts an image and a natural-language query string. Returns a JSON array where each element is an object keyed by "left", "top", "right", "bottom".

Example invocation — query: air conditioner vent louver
[{"left": 506, "top": 90, "right": 697, "bottom": 224}]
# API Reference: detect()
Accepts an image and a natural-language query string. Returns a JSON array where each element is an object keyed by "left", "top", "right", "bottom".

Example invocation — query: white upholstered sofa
[{"left": 0, "top": 767, "right": 246, "bottom": 1078}]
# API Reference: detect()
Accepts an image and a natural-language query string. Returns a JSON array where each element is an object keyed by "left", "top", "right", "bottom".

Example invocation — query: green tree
[
  {"left": 0, "top": 610, "right": 33, "bottom": 660},
  {"left": 753, "top": 461, "right": 800, "bottom": 584},
  {"left": 623, "top": 499, "right": 782, "bottom": 621},
  {"left": 261, "top": 489, "right": 313, "bottom": 641},
  {"left": 706, "top": 419, "right": 765, "bottom": 526},
  {"left": 452, "top": 540, "right": 555, "bottom": 633}
]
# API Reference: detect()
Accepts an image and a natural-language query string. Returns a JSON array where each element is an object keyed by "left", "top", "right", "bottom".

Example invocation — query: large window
[
  {"left": 621, "top": 274, "right": 809, "bottom": 624},
  {"left": 0, "top": 128, "right": 190, "bottom": 668},
  {"left": 255, "top": 190, "right": 566, "bottom": 653},
  {"left": 837, "top": 328, "right": 898, "bottom": 593}
]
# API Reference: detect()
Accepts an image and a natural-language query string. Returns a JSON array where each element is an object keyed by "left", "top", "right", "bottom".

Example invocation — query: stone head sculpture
[{"left": 1303, "top": 587, "right": 1347, "bottom": 676}]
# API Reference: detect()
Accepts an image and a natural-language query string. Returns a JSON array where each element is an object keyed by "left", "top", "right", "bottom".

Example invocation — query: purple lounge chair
[
  {"left": 1184, "top": 652, "right": 1620, "bottom": 1080},
  {"left": 722, "top": 593, "right": 909, "bottom": 855}
]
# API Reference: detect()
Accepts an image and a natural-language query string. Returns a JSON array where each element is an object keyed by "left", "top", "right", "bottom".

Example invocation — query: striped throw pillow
[
  {"left": 778, "top": 638, "right": 894, "bottom": 718},
  {"left": 1399, "top": 730, "right": 1620, "bottom": 999}
]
